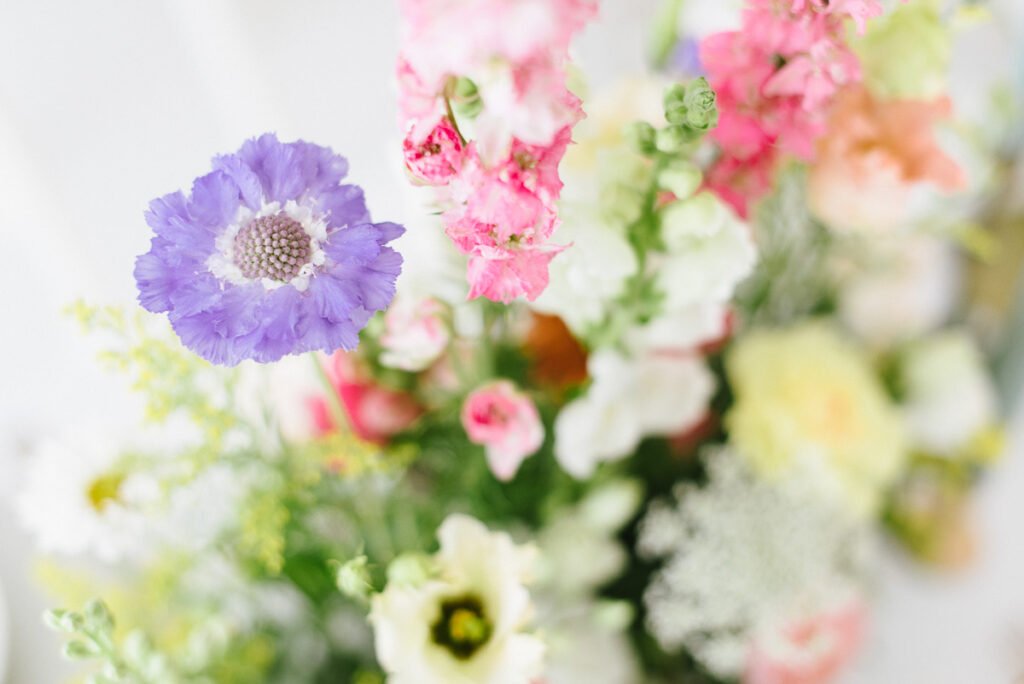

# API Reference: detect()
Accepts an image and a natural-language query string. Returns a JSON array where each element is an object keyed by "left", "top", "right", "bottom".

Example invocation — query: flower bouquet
[{"left": 16, "top": 1, "right": 1024, "bottom": 683}]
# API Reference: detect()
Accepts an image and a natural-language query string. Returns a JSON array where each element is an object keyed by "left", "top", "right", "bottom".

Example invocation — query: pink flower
[
  {"left": 396, "top": 0, "right": 592, "bottom": 303},
  {"left": 700, "top": 0, "right": 879, "bottom": 214},
  {"left": 788, "top": 0, "right": 884, "bottom": 34},
  {"left": 745, "top": 598, "right": 866, "bottom": 684},
  {"left": 311, "top": 353, "right": 423, "bottom": 444},
  {"left": 764, "top": 40, "right": 861, "bottom": 112},
  {"left": 704, "top": 150, "right": 776, "bottom": 218},
  {"left": 399, "top": 0, "right": 596, "bottom": 90},
  {"left": 396, "top": 58, "right": 446, "bottom": 145},
  {"left": 379, "top": 297, "right": 451, "bottom": 372},
  {"left": 461, "top": 381, "right": 544, "bottom": 480},
  {"left": 473, "top": 60, "right": 583, "bottom": 164},
  {"left": 466, "top": 244, "right": 564, "bottom": 303},
  {"left": 403, "top": 118, "right": 466, "bottom": 186}
]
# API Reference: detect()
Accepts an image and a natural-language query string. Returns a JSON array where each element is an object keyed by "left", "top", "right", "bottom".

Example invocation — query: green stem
[
  {"left": 444, "top": 93, "right": 467, "bottom": 146},
  {"left": 310, "top": 352, "right": 350, "bottom": 434}
]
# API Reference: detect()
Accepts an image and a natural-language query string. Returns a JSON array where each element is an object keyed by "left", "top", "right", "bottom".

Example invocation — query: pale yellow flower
[{"left": 725, "top": 325, "right": 906, "bottom": 516}]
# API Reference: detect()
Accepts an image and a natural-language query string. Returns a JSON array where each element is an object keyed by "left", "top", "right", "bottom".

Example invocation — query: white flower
[
  {"left": 638, "top": 451, "right": 870, "bottom": 678},
  {"left": 531, "top": 78, "right": 664, "bottom": 335},
  {"left": 540, "top": 601, "right": 640, "bottom": 684},
  {"left": 535, "top": 480, "right": 642, "bottom": 597},
  {"left": 531, "top": 215, "right": 638, "bottom": 333},
  {"left": 380, "top": 297, "right": 451, "bottom": 372},
  {"left": 657, "top": 192, "right": 757, "bottom": 311},
  {"left": 631, "top": 192, "right": 756, "bottom": 352},
  {"left": 15, "top": 430, "right": 153, "bottom": 562},
  {"left": 901, "top": 331, "right": 998, "bottom": 455},
  {"left": 370, "top": 515, "right": 544, "bottom": 684},
  {"left": 838, "top": 234, "right": 960, "bottom": 347},
  {"left": 554, "top": 351, "right": 714, "bottom": 478}
]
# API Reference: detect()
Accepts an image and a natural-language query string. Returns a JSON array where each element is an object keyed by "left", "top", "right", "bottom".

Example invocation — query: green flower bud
[
  {"left": 335, "top": 555, "right": 373, "bottom": 601},
  {"left": 682, "top": 77, "right": 718, "bottom": 131},
  {"left": 45, "top": 609, "right": 85, "bottom": 633},
  {"left": 663, "top": 83, "right": 688, "bottom": 125},
  {"left": 84, "top": 599, "right": 115, "bottom": 634},
  {"left": 655, "top": 125, "right": 696, "bottom": 153},
  {"left": 450, "top": 76, "right": 483, "bottom": 119},
  {"left": 386, "top": 552, "right": 434, "bottom": 587},
  {"left": 624, "top": 121, "right": 658, "bottom": 156},
  {"left": 63, "top": 639, "right": 96, "bottom": 660},
  {"left": 657, "top": 160, "right": 703, "bottom": 199}
]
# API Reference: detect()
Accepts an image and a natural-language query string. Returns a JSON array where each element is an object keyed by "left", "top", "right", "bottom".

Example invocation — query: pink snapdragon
[
  {"left": 397, "top": 0, "right": 594, "bottom": 302},
  {"left": 461, "top": 381, "right": 544, "bottom": 481},
  {"left": 700, "top": 0, "right": 881, "bottom": 216},
  {"left": 745, "top": 599, "right": 866, "bottom": 684}
]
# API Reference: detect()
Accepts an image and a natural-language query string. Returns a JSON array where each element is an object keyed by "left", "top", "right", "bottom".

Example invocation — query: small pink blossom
[
  {"left": 700, "top": 0, "right": 880, "bottom": 214},
  {"left": 745, "top": 599, "right": 866, "bottom": 684},
  {"left": 403, "top": 118, "right": 466, "bottom": 186},
  {"left": 473, "top": 60, "right": 583, "bottom": 165},
  {"left": 396, "top": 58, "right": 446, "bottom": 145},
  {"left": 467, "top": 244, "right": 564, "bottom": 303},
  {"left": 788, "top": 0, "right": 884, "bottom": 34},
  {"left": 399, "top": 0, "right": 596, "bottom": 90},
  {"left": 764, "top": 40, "right": 861, "bottom": 112},
  {"left": 461, "top": 381, "right": 544, "bottom": 480},
  {"left": 396, "top": 0, "right": 591, "bottom": 303},
  {"left": 311, "top": 353, "right": 422, "bottom": 444},
  {"left": 379, "top": 297, "right": 451, "bottom": 372}
]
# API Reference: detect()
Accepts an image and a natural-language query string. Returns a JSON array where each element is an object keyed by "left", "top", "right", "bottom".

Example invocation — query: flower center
[
  {"left": 233, "top": 214, "right": 312, "bottom": 282},
  {"left": 431, "top": 595, "right": 492, "bottom": 660},
  {"left": 86, "top": 473, "right": 124, "bottom": 512}
]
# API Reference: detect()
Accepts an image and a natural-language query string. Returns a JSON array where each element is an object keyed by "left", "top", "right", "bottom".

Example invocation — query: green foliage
[
  {"left": 734, "top": 167, "right": 837, "bottom": 326},
  {"left": 46, "top": 600, "right": 179, "bottom": 684}
]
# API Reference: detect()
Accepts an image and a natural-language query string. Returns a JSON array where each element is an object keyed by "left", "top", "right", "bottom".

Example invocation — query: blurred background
[{"left": 1, "top": 1, "right": 1023, "bottom": 682}]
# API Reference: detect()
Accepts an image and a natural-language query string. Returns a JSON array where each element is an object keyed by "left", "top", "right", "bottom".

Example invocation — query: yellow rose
[{"left": 726, "top": 324, "right": 906, "bottom": 516}]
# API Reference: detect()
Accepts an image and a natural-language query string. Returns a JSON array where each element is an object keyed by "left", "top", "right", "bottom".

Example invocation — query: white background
[{"left": 1, "top": 2, "right": 1023, "bottom": 682}]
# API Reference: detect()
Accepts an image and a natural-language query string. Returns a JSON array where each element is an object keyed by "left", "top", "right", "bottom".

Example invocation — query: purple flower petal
[
  {"left": 318, "top": 184, "right": 371, "bottom": 228},
  {"left": 135, "top": 134, "right": 405, "bottom": 365}
]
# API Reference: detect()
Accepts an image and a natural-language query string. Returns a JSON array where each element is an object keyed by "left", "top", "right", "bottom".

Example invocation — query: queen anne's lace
[{"left": 638, "top": 451, "right": 870, "bottom": 677}]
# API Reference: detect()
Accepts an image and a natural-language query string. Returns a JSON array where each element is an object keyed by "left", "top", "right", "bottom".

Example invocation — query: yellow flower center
[
  {"left": 431, "top": 595, "right": 492, "bottom": 660},
  {"left": 86, "top": 473, "right": 124, "bottom": 512}
]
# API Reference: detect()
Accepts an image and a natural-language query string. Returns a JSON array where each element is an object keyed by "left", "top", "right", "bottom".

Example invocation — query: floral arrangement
[{"left": 16, "top": 1, "right": 1024, "bottom": 682}]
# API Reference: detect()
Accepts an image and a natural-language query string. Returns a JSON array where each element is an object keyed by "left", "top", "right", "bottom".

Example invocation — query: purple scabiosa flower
[{"left": 134, "top": 134, "right": 404, "bottom": 365}]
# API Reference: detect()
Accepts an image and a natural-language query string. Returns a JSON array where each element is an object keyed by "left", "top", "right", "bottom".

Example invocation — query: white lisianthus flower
[
  {"left": 379, "top": 297, "right": 451, "bottom": 372},
  {"left": 901, "top": 331, "right": 999, "bottom": 455},
  {"left": 16, "top": 431, "right": 154, "bottom": 562},
  {"left": 554, "top": 351, "right": 714, "bottom": 478},
  {"left": 370, "top": 514, "right": 544, "bottom": 684},
  {"left": 838, "top": 234, "right": 960, "bottom": 347}
]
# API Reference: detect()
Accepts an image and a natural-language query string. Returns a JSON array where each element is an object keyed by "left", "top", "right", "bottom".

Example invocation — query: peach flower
[{"left": 808, "top": 85, "right": 965, "bottom": 233}]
